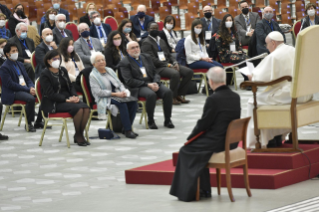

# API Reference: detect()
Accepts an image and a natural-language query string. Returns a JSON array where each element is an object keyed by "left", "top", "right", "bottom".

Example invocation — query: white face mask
[
  {"left": 225, "top": 21, "right": 233, "bottom": 28},
  {"left": 165, "top": 23, "right": 173, "bottom": 30},
  {"left": 45, "top": 35, "right": 53, "bottom": 42},
  {"left": 194, "top": 28, "right": 202, "bottom": 34},
  {"left": 0, "top": 48, "right": 3, "bottom": 55},
  {"left": 58, "top": 22, "right": 65, "bottom": 29},
  {"left": 308, "top": 10, "right": 315, "bottom": 17},
  {"left": 0, "top": 20, "right": 5, "bottom": 27},
  {"left": 93, "top": 17, "right": 101, "bottom": 25},
  {"left": 49, "top": 14, "right": 56, "bottom": 21},
  {"left": 51, "top": 60, "right": 60, "bottom": 69},
  {"left": 10, "top": 52, "right": 19, "bottom": 61}
]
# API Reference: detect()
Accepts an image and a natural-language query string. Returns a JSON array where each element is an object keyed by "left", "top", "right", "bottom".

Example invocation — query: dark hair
[
  {"left": 43, "top": 49, "right": 62, "bottom": 68},
  {"left": 3, "top": 42, "right": 18, "bottom": 58},
  {"left": 58, "top": 37, "right": 80, "bottom": 62},
  {"left": 191, "top": 19, "right": 204, "bottom": 45},
  {"left": 239, "top": 0, "right": 248, "bottom": 7},
  {"left": 218, "top": 14, "right": 238, "bottom": 45},
  {"left": 118, "top": 19, "right": 137, "bottom": 41},
  {"left": 105, "top": 30, "right": 126, "bottom": 63},
  {"left": 13, "top": 4, "right": 27, "bottom": 19},
  {"left": 45, "top": 8, "right": 58, "bottom": 20},
  {"left": 147, "top": 21, "right": 157, "bottom": 30},
  {"left": 164, "top": 15, "right": 175, "bottom": 29},
  {"left": 305, "top": 3, "right": 316, "bottom": 15}
]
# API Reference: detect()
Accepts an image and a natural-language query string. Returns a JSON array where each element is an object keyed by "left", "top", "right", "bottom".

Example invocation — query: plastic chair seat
[{"left": 48, "top": 112, "right": 73, "bottom": 118}]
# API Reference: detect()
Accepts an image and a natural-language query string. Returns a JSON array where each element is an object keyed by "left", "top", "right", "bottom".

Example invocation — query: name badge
[
  {"left": 140, "top": 67, "right": 147, "bottom": 78},
  {"left": 205, "top": 31, "right": 212, "bottom": 40},
  {"left": 230, "top": 42, "right": 236, "bottom": 52},
  {"left": 25, "top": 49, "right": 32, "bottom": 57},
  {"left": 19, "top": 75, "right": 26, "bottom": 86},
  {"left": 100, "top": 38, "right": 106, "bottom": 47},
  {"left": 157, "top": 52, "right": 166, "bottom": 61},
  {"left": 75, "top": 68, "right": 79, "bottom": 77},
  {"left": 140, "top": 30, "right": 146, "bottom": 36}
]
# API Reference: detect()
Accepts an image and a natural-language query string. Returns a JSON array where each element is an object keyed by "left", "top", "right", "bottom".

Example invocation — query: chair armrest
[{"left": 240, "top": 75, "right": 292, "bottom": 89}]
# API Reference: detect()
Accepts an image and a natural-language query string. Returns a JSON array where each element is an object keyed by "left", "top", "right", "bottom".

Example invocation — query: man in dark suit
[
  {"left": 52, "top": 14, "right": 73, "bottom": 46},
  {"left": 200, "top": 5, "right": 221, "bottom": 45},
  {"left": 8, "top": 23, "right": 35, "bottom": 83},
  {"left": 40, "top": 0, "right": 70, "bottom": 24},
  {"left": 130, "top": 5, "right": 154, "bottom": 40},
  {"left": 35, "top": 28, "right": 58, "bottom": 79},
  {"left": 141, "top": 22, "right": 193, "bottom": 105},
  {"left": 0, "top": 43, "right": 45, "bottom": 132},
  {"left": 235, "top": 0, "right": 261, "bottom": 46},
  {"left": 119, "top": 41, "right": 174, "bottom": 129},
  {"left": 89, "top": 11, "right": 112, "bottom": 46},
  {"left": 255, "top": 6, "right": 286, "bottom": 55},
  {"left": 170, "top": 67, "right": 241, "bottom": 202}
]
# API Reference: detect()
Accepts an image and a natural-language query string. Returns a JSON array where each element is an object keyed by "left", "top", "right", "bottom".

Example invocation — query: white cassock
[{"left": 246, "top": 44, "right": 312, "bottom": 148}]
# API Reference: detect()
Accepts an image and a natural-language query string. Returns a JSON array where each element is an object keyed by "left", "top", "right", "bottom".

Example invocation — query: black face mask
[
  {"left": 204, "top": 12, "right": 212, "bottom": 19},
  {"left": 16, "top": 10, "right": 24, "bottom": 17},
  {"left": 242, "top": 8, "right": 249, "bottom": 15},
  {"left": 150, "top": 30, "right": 159, "bottom": 38}
]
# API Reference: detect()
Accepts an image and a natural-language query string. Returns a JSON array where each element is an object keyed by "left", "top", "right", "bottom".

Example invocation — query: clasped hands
[
  {"left": 66, "top": 96, "right": 80, "bottom": 103},
  {"left": 148, "top": 83, "right": 159, "bottom": 92}
]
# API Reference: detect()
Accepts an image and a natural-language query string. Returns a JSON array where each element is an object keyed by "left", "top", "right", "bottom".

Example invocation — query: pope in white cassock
[{"left": 246, "top": 31, "right": 312, "bottom": 148}]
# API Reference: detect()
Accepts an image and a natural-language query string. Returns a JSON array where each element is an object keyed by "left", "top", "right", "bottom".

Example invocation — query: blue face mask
[
  {"left": 20, "top": 32, "right": 27, "bottom": 39},
  {"left": 81, "top": 31, "right": 90, "bottom": 38},
  {"left": 53, "top": 3, "right": 60, "bottom": 10},
  {"left": 123, "top": 27, "right": 132, "bottom": 33},
  {"left": 137, "top": 12, "right": 145, "bottom": 19}
]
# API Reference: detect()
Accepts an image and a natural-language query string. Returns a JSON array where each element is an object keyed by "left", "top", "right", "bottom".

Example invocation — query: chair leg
[
  {"left": 203, "top": 74, "right": 209, "bottom": 97},
  {"left": 107, "top": 111, "right": 113, "bottom": 131},
  {"left": 0, "top": 106, "right": 10, "bottom": 131},
  {"left": 63, "top": 120, "right": 70, "bottom": 148},
  {"left": 59, "top": 125, "right": 64, "bottom": 142},
  {"left": 197, "top": 74, "right": 203, "bottom": 93},
  {"left": 225, "top": 165, "right": 235, "bottom": 202},
  {"left": 216, "top": 168, "right": 221, "bottom": 195},
  {"left": 21, "top": 106, "right": 28, "bottom": 132},
  {"left": 196, "top": 177, "right": 200, "bottom": 201},
  {"left": 233, "top": 68, "right": 238, "bottom": 90},
  {"left": 86, "top": 111, "right": 94, "bottom": 132},
  {"left": 243, "top": 164, "right": 252, "bottom": 197},
  {"left": 39, "top": 119, "right": 48, "bottom": 146},
  {"left": 18, "top": 110, "right": 23, "bottom": 127}
]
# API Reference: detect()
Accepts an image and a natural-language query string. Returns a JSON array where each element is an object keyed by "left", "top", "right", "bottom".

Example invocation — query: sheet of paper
[
  {"left": 238, "top": 67, "right": 251, "bottom": 76},
  {"left": 246, "top": 61, "right": 255, "bottom": 74}
]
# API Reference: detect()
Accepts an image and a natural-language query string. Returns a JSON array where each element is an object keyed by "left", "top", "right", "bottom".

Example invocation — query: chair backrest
[
  {"left": 35, "top": 79, "right": 43, "bottom": 104},
  {"left": 5, "top": 21, "right": 9, "bottom": 30},
  {"left": 157, "top": 21, "right": 164, "bottom": 31},
  {"left": 80, "top": 75, "right": 93, "bottom": 107},
  {"left": 30, "top": 52, "right": 37, "bottom": 72},
  {"left": 292, "top": 20, "right": 301, "bottom": 41},
  {"left": 104, "top": 16, "right": 118, "bottom": 30},
  {"left": 66, "top": 22, "right": 79, "bottom": 41}
]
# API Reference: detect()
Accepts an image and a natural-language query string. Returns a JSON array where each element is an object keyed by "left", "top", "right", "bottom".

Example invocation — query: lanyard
[
  {"left": 129, "top": 55, "right": 143, "bottom": 67},
  {"left": 72, "top": 57, "right": 78, "bottom": 69},
  {"left": 245, "top": 18, "right": 251, "bottom": 26},
  {"left": 120, "top": 50, "right": 124, "bottom": 59},
  {"left": 157, "top": 42, "right": 162, "bottom": 51},
  {"left": 207, "top": 21, "right": 212, "bottom": 31},
  {"left": 13, "top": 64, "right": 21, "bottom": 76},
  {"left": 310, "top": 19, "right": 314, "bottom": 26},
  {"left": 19, "top": 39, "right": 28, "bottom": 50},
  {"left": 139, "top": 20, "right": 145, "bottom": 30},
  {"left": 267, "top": 21, "right": 274, "bottom": 31},
  {"left": 198, "top": 38, "right": 202, "bottom": 52}
]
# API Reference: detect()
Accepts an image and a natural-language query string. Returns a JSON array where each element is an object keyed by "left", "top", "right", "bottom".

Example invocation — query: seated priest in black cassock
[{"left": 169, "top": 66, "right": 241, "bottom": 202}]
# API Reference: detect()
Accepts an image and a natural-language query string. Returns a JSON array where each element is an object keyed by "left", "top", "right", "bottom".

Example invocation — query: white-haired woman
[{"left": 89, "top": 52, "right": 138, "bottom": 139}]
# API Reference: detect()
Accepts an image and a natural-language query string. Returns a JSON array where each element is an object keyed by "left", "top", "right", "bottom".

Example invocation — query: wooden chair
[
  {"left": 37, "top": 8, "right": 45, "bottom": 25},
  {"left": 214, "top": 8, "right": 229, "bottom": 20},
  {"left": 228, "top": 0, "right": 239, "bottom": 7},
  {"left": 184, "top": 13, "right": 196, "bottom": 30},
  {"left": 281, "top": 2, "right": 292, "bottom": 16},
  {"left": 254, "top": 0, "right": 266, "bottom": 8},
  {"left": 114, "top": 12, "right": 125, "bottom": 25},
  {"left": 65, "top": 22, "right": 79, "bottom": 41},
  {"left": 187, "top": 3, "right": 199, "bottom": 16},
  {"left": 171, "top": 14, "right": 182, "bottom": 31},
  {"left": 217, "top": 0, "right": 228, "bottom": 9},
  {"left": 179, "top": 0, "right": 188, "bottom": 10},
  {"left": 281, "top": 13, "right": 292, "bottom": 25},
  {"left": 146, "top": 8, "right": 155, "bottom": 18},
  {"left": 104, "top": 9, "right": 115, "bottom": 17},
  {"left": 119, "top": 7, "right": 129, "bottom": 18},
  {"left": 294, "top": 1, "right": 305, "bottom": 13},
  {"left": 163, "top": 2, "right": 172, "bottom": 14},
  {"left": 252, "top": 7, "right": 262, "bottom": 19},
  {"left": 195, "top": 117, "right": 252, "bottom": 202},
  {"left": 151, "top": 0, "right": 161, "bottom": 13},
  {"left": 68, "top": 5, "right": 78, "bottom": 21},
  {"left": 170, "top": 0, "right": 179, "bottom": 6},
  {"left": 240, "top": 25, "right": 319, "bottom": 153},
  {"left": 202, "top": 0, "right": 216, "bottom": 7},
  {"left": 28, "top": 5, "right": 37, "bottom": 22},
  {"left": 268, "top": 0, "right": 280, "bottom": 15},
  {"left": 228, "top": 6, "right": 239, "bottom": 18},
  {"left": 159, "top": 7, "right": 170, "bottom": 21},
  {"left": 295, "top": 11, "right": 305, "bottom": 21}
]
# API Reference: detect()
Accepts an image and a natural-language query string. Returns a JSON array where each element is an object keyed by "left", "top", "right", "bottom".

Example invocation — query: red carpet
[{"left": 125, "top": 144, "right": 319, "bottom": 189}]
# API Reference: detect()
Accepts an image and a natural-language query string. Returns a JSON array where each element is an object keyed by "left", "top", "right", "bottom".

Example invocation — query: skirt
[{"left": 56, "top": 101, "right": 89, "bottom": 117}]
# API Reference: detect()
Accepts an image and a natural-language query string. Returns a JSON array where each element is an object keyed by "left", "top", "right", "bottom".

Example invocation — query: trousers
[
  {"left": 14, "top": 91, "right": 42, "bottom": 124},
  {"left": 111, "top": 99, "right": 137, "bottom": 131}
]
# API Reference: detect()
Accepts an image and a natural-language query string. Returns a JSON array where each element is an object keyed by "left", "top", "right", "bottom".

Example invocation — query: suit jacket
[
  {"left": 8, "top": 35, "right": 35, "bottom": 63},
  {"left": 40, "top": 8, "right": 70, "bottom": 24},
  {"left": 104, "top": 47, "right": 127, "bottom": 71},
  {"left": 200, "top": 17, "right": 221, "bottom": 39},
  {"left": 141, "top": 36, "right": 175, "bottom": 68},
  {"left": 234, "top": 12, "right": 260, "bottom": 45},
  {"left": 301, "top": 15, "right": 319, "bottom": 30},
  {"left": 130, "top": 15, "right": 154, "bottom": 38},
  {"left": 74, "top": 37, "right": 103, "bottom": 68},
  {"left": 255, "top": 19, "right": 286, "bottom": 54},
  {"left": 35, "top": 42, "right": 51, "bottom": 79},
  {"left": 118, "top": 53, "right": 161, "bottom": 98},
  {"left": 0, "top": 59, "right": 34, "bottom": 105},
  {"left": 79, "top": 13, "right": 92, "bottom": 27},
  {"left": 89, "top": 23, "right": 112, "bottom": 40},
  {"left": 52, "top": 27, "right": 73, "bottom": 46},
  {"left": 159, "top": 30, "right": 178, "bottom": 53}
]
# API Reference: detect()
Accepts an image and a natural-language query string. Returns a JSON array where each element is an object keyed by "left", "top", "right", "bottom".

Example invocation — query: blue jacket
[
  {"left": 89, "top": 23, "right": 112, "bottom": 40},
  {"left": 40, "top": 8, "right": 70, "bottom": 24},
  {"left": 0, "top": 59, "right": 34, "bottom": 105},
  {"left": 130, "top": 15, "right": 154, "bottom": 38}
]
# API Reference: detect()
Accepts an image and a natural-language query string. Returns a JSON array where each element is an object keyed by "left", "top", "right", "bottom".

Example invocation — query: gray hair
[
  {"left": 89, "top": 11, "right": 100, "bottom": 19},
  {"left": 77, "top": 23, "right": 89, "bottom": 32},
  {"left": 137, "top": 5, "right": 146, "bottom": 12},
  {"left": 90, "top": 51, "right": 105, "bottom": 65},
  {"left": 55, "top": 14, "right": 66, "bottom": 22},
  {"left": 207, "top": 67, "right": 226, "bottom": 83},
  {"left": 126, "top": 41, "right": 139, "bottom": 50},
  {"left": 15, "top": 23, "right": 28, "bottom": 33}
]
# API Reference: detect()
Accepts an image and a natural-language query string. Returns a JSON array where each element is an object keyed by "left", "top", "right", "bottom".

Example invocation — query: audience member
[
  {"left": 300, "top": 3, "right": 319, "bottom": 30},
  {"left": 185, "top": 19, "right": 223, "bottom": 69},
  {"left": 0, "top": 39, "right": 7, "bottom": 66},
  {"left": 159, "top": 15, "right": 180, "bottom": 57},
  {"left": 200, "top": 5, "right": 221, "bottom": 45},
  {"left": 74, "top": 23, "right": 103, "bottom": 68},
  {"left": 8, "top": 4, "right": 30, "bottom": 37},
  {"left": 90, "top": 52, "right": 138, "bottom": 138},
  {"left": 104, "top": 31, "right": 127, "bottom": 71},
  {"left": 130, "top": 5, "right": 154, "bottom": 40},
  {"left": 40, "top": 0, "right": 70, "bottom": 24},
  {"left": 35, "top": 28, "right": 58, "bottom": 79},
  {"left": 89, "top": 11, "right": 112, "bottom": 47},
  {"left": 40, "top": 8, "right": 58, "bottom": 36},
  {"left": 0, "top": 14, "right": 11, "bottom": 39},
  {"left": 8, "top": 23, "right": 35, "bottom": 82},
  {"left": 142, "top": 22, "right": 193, "bottom": 105},
  {"left": 119, "top": 41, "right": 174, "bottom": 129},
  {"left": 255, "top": 6, "right": 285, "bottom": 55},
  {"left": 53, "top": 14, "right": 73, "bottom": 46},
  {"left": 118, "top": 19, "right": 137, "bottom": 47},
  {"left": 40, "top": 50, "right": 90, "bottom": 146},
  {"left": 79, "top": 3, "right": 96, "bottom": 27},
  {"left": 234, "top": 0, "right": 260, "bottom": 46},
  {"left": 0, "top": 3, "right": 12, "bottom": 19},
  {"left": 0, "top": 42, "right": 44, "bottom": 132},
  {"left": 58, "top": 37, "right": 85, "bottom": 84},
  {"left": 170, "top": 67, "right": 241, "bottom": 202}
]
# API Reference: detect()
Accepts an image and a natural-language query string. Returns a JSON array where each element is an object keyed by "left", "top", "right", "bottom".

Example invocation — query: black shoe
[
  {"left": 25, "top": 124, "right": 36, "bottom": 132},
  {"left": 34, "top": 121, "right": 52, "bottom": 129},
  {"left": 77, "top": 141, "right": 87, "bottom": 146},
  {"left": 0, "top": 133, "right": 8, "bottom": 140},
  {"left": 200, "top": 189, "right": 212, "bottom": 198},
  {"left": 164, "top": 120, "right": 175, "bottom": 128},
  {"left": 133, "top": 132, "right": 139, "bottom": 136},
  {"left": 125, "top": 131, "right": 137, "bottom": 139},
  {"left": 148, "top": 121, "right": 158, "bottom": 129}
]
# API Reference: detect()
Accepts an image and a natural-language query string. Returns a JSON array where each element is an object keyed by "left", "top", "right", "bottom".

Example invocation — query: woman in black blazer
[
  {"left": 79, "top": 3, "right": 97, "bottom": 27},
  {"left": 159, "top": 15, "right": 180, "bottom": 55},
  {"left": 40, "top": 50, "right": 90, "bottom": 147},
  {"left": 301, "top": 3, "right": 319, "bottom": 30}
]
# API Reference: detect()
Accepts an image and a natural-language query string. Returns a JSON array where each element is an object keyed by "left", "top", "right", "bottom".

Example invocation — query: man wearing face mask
[
  {"left": 130, "top": 5, "right": 154, "bottom": 40},
  {"left": 8, "top": 23, "right": 35, "bottom": 83},
  {"left": 234, "top": 0, "right": 260, "bottom": 46},
  {"left": 0, "top": 42, "right": 46, "bottom": 132},
  {"left": 74, "top": 23, "right": 103, "bottom": 68},
  {"left": 40, "top": 0, "right": 70, "bottom": 25},
  {"left": 255, "top": 6, "right": 285, "bottom": 55},
  {"left": 89, "top": 11, "right": 112, "bottom": 47},
  {"left": 52, "top": 14, "right": 73, "bottom": 46},
  {"left": 142, "top": 22, "right": 193, "bottom": 105},
  {"left": 34, "top": 28, "right": 57, "bottom": 79},
  {"left": 200, "top": 5, "right": 221, "bottom": 45}
]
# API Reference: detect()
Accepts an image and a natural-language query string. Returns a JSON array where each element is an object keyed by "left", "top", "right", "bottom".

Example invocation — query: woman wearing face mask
[
  {"left": 8, "top": 4, "right": 30, "bottom": 37},
  {"left": 0, "top": 39, "right": 7, "bottom": 66},
  {"left": 58, "top": 37, "right": 85, "bottom": 86},
  {"left": 184, "top": 19, "right": 223, "bottom": 70},
  {"left": 40, "top": 50, "right": 90, "bottom": 146},
  {"left": 118, "top": 19, "right": 137, "bottom": 48},
  {"left": 79, "top": 3, "right": 97, "bottom": 27},
  {"left": 40, "top": 8, "right": 58, "bottom": 36},
  {"left": 0, "top": 14, "right": 11, "bottom": 39},
  {"left": 301, "top": 3, "right": 319, "bottom": 30},
  {"left": 159, "top": 15, "right": 180, "bottom": 57}
]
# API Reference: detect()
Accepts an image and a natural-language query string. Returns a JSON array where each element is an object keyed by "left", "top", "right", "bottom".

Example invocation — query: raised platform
[{"left": 125, "top": 144, "right": 319, "bottom": 189}]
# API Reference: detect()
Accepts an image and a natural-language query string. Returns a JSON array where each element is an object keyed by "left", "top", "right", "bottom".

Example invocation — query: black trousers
[
  {"left": 24, "top": 63, "right": 35, "bottom": 83},
  {"left": 14, "top": 91, "right": 42, "bottom": 124},
  {"left": 138, "top": 84, "right": 172, "bottom": 123}
]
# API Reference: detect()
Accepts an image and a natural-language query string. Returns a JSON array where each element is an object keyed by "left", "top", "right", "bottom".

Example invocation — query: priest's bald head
[
  {"left": 207, "top": 67, "right": 226, "bottom": 91},
  {"left": 265, "top": 31, "right": 284, "bottom": 53}
]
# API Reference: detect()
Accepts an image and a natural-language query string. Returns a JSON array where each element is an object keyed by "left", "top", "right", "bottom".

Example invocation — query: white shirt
[
  {"left": 95, "top": 24, "right": 107, "bottom": 41},
  {"left": 242, "top": 13, "right": 251, "bottom": 36},
  {"left": 184, "top": 35, "right": 208, "bottom": 64}
]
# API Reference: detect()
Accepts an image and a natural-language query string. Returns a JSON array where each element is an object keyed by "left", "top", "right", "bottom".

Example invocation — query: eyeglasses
[
  {"left": 203, "top": 10, "right": 212, "bottom": 13},
  {"left": 113, "top": 37, "right": 122, "bottom": 40}
]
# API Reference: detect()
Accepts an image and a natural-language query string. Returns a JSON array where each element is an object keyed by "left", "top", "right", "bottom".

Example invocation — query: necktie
[
  {"left": 87, "top": 39, "right": 93, "bottom": 50},
  {"left": 207, "top": 20, "right": 211, "bottom": 31},
  {"left": 245, "top": 15, "right": 250, "bottom": 27},
  {"left": 61, "top": 30, "right": 65, "bottom": 37},
  {"left": 98, "top": 26, "right": 104, "bottom": 39}
]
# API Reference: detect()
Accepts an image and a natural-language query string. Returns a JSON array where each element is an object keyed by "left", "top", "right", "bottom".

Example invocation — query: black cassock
[{"left": 170, "top": 85, "right": 241, "bottom": 202}]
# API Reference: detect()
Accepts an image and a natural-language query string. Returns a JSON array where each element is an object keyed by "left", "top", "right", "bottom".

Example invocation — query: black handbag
[{"left": 98, "top": 129, "right": 120, "bottom": 140}]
